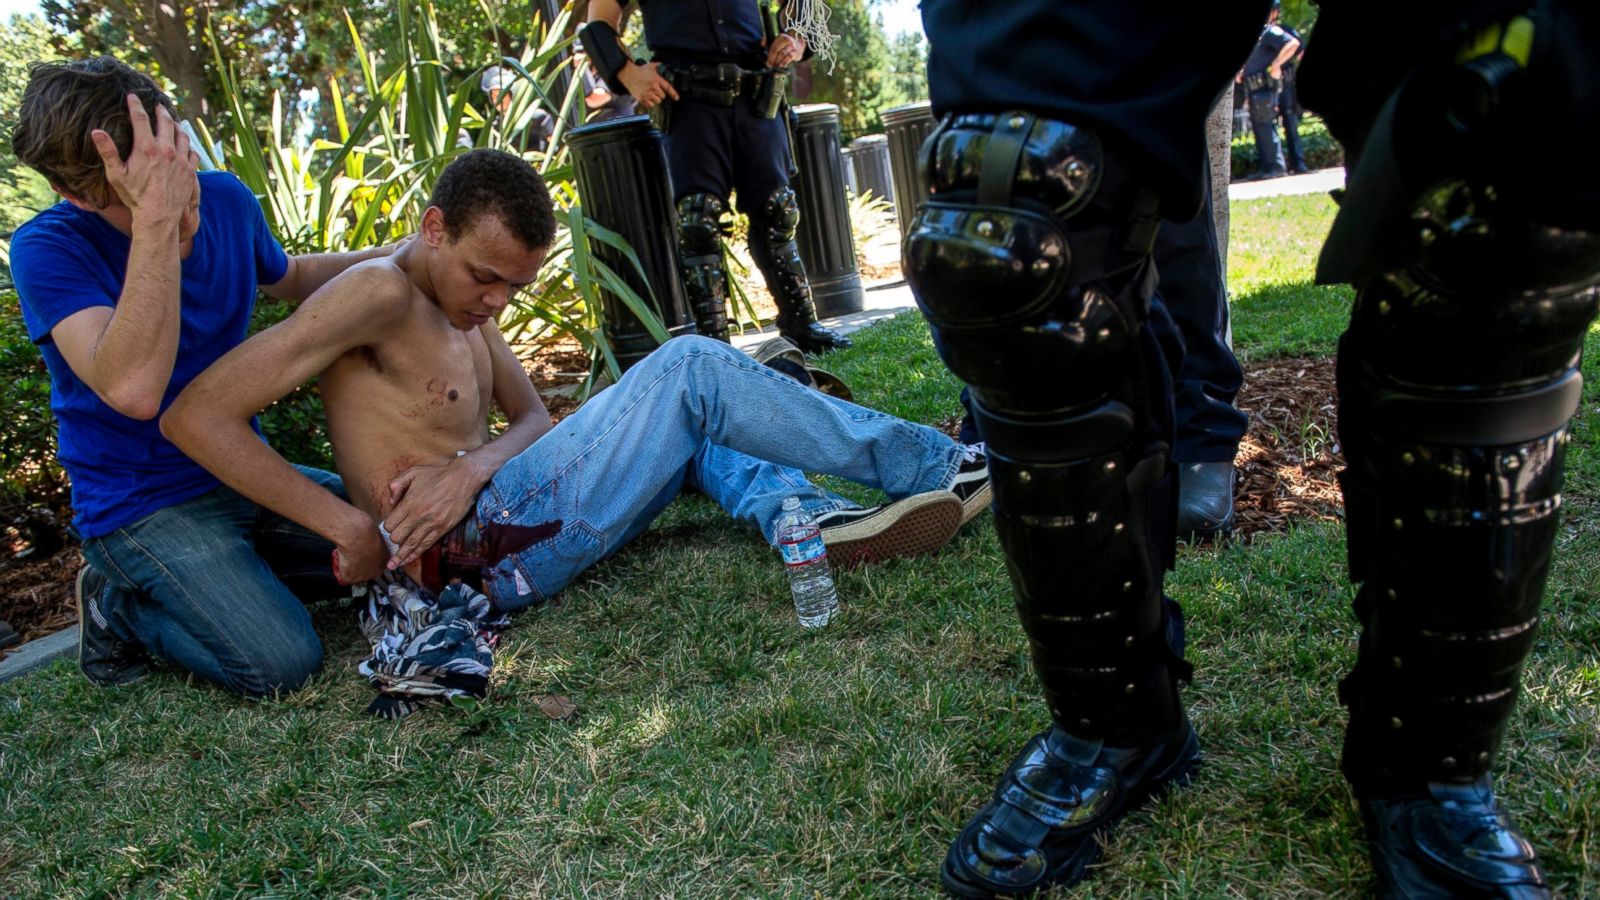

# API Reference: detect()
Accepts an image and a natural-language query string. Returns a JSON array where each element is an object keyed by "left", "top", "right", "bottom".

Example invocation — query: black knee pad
[
  {"left": 749, "top": 186, "right": 800, "bottom": 245},
  {"left": 906, "top": 113, "right": 1160, "bottom": 419},
  {"left": 676, "top": 192, "right": 727, "bottom": 255},
  {"left": 676, "top": 193, "right": 732, "bottom": 341}
]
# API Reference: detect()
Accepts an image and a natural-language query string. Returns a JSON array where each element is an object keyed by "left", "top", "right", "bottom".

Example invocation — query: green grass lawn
[{"left": 4, "top": 195, "right": 1598, "bottom": 897}]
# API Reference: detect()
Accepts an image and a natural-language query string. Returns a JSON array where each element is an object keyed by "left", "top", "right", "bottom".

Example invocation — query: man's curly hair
[
  {"left": 429, "top": 149, "right": 558, "bottom": 251},
  {"left": 11, "top": 57, "right": 176, "bottom": 208}
]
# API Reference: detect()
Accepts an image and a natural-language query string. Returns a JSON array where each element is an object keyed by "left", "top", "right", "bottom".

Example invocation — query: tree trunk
[
  {"left": 1206, "top": 85, "right": 1233, "bottom": 277},
  {"left": 103, "top": 0, "right": 215, "bottom": 117}
]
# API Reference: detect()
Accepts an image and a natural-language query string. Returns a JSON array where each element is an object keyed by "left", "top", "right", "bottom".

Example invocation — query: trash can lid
[
  {"left": 880, "top": 100, "right": 933, "bottom": 125},
  {"left": 567, "top": 113, "right": 656, "bottom": 147}
]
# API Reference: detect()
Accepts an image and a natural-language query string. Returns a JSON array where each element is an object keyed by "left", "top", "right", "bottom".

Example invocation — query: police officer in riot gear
[
  {"left": 910, "top": 0, "right": 1598, "bottom": 896},
  {"left": 581, "top": 0, "right": 852, "bottom": 355}
]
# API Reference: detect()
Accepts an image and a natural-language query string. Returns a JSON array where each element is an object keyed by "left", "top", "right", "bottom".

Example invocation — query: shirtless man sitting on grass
[{"left": 162, "top": 150, "right": 989, "bottom": 616}]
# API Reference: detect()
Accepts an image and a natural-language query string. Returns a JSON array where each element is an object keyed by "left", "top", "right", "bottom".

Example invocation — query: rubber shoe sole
[
  {"left": 956, "top": 480, "right": 991, "bottom": 525},
  {"left": 821, "top": 492, "right": 963, "bottom": 569}
]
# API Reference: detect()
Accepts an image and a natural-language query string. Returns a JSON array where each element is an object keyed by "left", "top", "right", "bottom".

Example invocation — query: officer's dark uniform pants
[
  {"left": 1248, "top": 86, "right": 1287, "bottom": 176},
  {"left": 1279, "top": 84, "right": 1307, "bottom": 172},
  {"left": 1163, "top": 188, "right": 1247, "bottom": 465}
]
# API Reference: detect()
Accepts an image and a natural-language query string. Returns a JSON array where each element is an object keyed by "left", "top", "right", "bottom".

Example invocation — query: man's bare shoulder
[{"left": 308, "top": 256, "right": 417, "bottom": 315}]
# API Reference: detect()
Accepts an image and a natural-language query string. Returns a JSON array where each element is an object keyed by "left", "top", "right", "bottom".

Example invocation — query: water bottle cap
[{"left": 781, "top": 496, "right": 801, "bottom": 510}]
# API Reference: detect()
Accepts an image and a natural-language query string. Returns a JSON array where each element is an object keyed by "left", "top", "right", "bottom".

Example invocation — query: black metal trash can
[
  {"left": 789, "top": 103, "right": 864, "bottom": 319},
  {"left": 845, "top": 134, "right": 895, "bottom": 208},
  {"left": 882, "top": 100, "right": 935, "bottom": 240},
  {"left": 568, "top": 115, "right": 697, "bottom": 372}
]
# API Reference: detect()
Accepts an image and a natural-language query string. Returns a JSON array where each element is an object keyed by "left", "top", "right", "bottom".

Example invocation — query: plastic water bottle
[{"left": 775, "top": 497, "right": 839, "bottom": 628}]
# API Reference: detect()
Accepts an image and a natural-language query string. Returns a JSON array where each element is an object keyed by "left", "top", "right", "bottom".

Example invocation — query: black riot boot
[
  {"left": 1309, "top": 12, "right": 1600, "bottom": 895},
  {"left": 676, "top": 193, "right": 731, "bottom": 342},
  {"left": 904, "top": 112, "right": 1197, "bottom": 896},
  {"left": 747, "top": 186, "right": 852, "bottom": 354}
]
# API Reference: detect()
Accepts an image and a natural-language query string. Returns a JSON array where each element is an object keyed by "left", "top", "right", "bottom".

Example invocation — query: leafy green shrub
[
  {"left": 1231, "top": 113, "right": 1345, "bottom": 178},
  {"left": 0, "top": 289, "right": 69, "bottom": 551}
]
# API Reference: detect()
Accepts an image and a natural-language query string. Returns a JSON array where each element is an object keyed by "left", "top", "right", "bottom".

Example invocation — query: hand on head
[{"left": 89, "top": 94, "right": 199, "bottom": 227}]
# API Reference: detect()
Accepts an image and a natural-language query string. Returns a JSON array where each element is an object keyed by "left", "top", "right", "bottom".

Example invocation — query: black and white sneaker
[
  {"left": 815, "top": 491, "right": 964, "bottom": 569},
  {"left": 948, "top": 443, "right": 991, "bottom": 525},
  {"left": 75, "top": 564, "right": 150, "bottom": 687}
]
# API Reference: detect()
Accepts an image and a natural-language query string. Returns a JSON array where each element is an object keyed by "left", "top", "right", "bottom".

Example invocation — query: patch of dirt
[
  {"left": 933, "top": 355, "right": 1344, "bottom": 541},
  {"left": 0, "top": 546, "right": 81, "bottom": 657},
  {"left": 518, "top": 338, "right": 591, "bottom": 425},
  {"left": 1231, "top": 355, "right": 1343, "bottom": 538},
  {"left": 857, "top": 256, "right": 901, "bottom": 282}
]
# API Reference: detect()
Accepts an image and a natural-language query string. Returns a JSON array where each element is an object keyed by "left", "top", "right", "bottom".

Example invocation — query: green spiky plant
[{"left": 200, "top": 0, "right": 670, "bottom": 400}]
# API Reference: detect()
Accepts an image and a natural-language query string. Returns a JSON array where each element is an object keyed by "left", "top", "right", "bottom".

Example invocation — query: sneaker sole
[
  {"left": 957, "top": 481, "right": 991, "bottom": 526},
  {"left": 823, "top": 493, "right": 964, "bottom": 569},
  {"left": 75, "top": 565, "right": 94, "bottom": 675}
]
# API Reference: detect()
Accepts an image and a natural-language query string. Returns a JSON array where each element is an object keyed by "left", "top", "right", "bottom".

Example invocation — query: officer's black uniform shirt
[
  {"left": 622, "top": 0, "right": 767, "bottom": 69},
  {"left": 922, "top": 0, "right": 1268, "bottom": 219},
  {"left": 1243, "top": 25, "right": 1292, "bottom": 78}
]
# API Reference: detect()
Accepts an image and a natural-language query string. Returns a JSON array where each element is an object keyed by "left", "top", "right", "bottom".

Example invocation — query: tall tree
[
  {"left": 799, "top": 0, "right": 889, "bottom": 140},
  {"left": 36, "top": 0, "right": 518, "bottom": 134},
  {"left": 0, "top": 15, "right": 65, "bottom": 235},
  {"left": 878, "top": 28, "right": 927, "bottom": 112}
]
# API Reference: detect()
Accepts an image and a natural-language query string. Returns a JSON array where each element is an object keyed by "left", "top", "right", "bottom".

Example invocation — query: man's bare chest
[{"left": 330, "top": 326, "right": 494, "bottom": 433}]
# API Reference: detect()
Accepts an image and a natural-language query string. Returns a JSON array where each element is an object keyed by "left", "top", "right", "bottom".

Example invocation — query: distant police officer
[
  {"left": 581, "top": 0, "right": 851, "bottom": 354},
  {"left": 580, "top": 65, "right": 637, "bottom": 124},
  {"left": 1240, "top": 3, "right": 1301, "bottom": 179},
  {"left": 911, "top": 0, "right": 1598, "bottom": 896}
]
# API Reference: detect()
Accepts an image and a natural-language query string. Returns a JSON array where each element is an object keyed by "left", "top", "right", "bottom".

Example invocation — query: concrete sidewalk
[{"left": 1228, "top": 166, "right": 1344, "bottom": 202}]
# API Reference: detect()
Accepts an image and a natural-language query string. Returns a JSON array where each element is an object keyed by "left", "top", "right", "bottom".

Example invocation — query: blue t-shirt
[{"left": 12, "top": 171, "right": 289, "bottom": 538}]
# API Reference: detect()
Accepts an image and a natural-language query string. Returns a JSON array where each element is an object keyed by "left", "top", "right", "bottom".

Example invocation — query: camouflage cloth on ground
[{"left": 357, "top": 570, "right": 509, "bottom": 719}]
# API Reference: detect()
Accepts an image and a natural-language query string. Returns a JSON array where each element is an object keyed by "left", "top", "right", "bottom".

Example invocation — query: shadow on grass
[{"left": 1231, "top": 280, "right": 1352, "bottom": 362}]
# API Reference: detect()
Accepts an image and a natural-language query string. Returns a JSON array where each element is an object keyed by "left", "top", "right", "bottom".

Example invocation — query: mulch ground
[
  {"left": 0, "top": 353, "right": 1341, "bottom": 655},
  {"left": 0, "top": 547, "right": 81, "bottom": 653},
  {"left": 1231, "top": 355, "right": 1343, "bottom": 538},
  {"left": 934, "top": 354, "right": 1343, "bottom": 541}
]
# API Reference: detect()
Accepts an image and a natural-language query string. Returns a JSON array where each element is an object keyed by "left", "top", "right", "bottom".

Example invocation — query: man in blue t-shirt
[{"left": 8, "top": 57, "right": 411, "bottom": 697}]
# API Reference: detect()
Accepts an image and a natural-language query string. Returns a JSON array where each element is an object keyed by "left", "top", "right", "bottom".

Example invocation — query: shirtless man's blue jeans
[{"left": 474, "top": 336, "right": 968, "bottom": 610}]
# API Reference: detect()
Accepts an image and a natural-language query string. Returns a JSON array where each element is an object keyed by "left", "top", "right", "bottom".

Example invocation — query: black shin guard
[
  {"left": 748, "top": 187, "right": 851, "bottom": 353},
  {"left": 1315, "top": 12, "right": 1600, "bottom": 895},
  {"left": 1335, "top": 188, "right": 1600, "bottom": 899},
  {"left": 1338, "top": 217, "right": 1600, "bottom": 795},
  {"left": 908, "top": 112, "right": 1185, "bottom": 745},
  {"left": 908, "top": 112, "right": 1193, "bottom": 896},
  {"left": 676, "top": 193, "right": 731, "bottom": 342}
]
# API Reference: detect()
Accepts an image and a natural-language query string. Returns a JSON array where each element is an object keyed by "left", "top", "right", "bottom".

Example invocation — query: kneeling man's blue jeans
[
  {"left": 79, "top": 466, "right": 343, "bottom": 697},
  {"left": 476, "top": 336, "right": 964, "bottom": 610}
]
